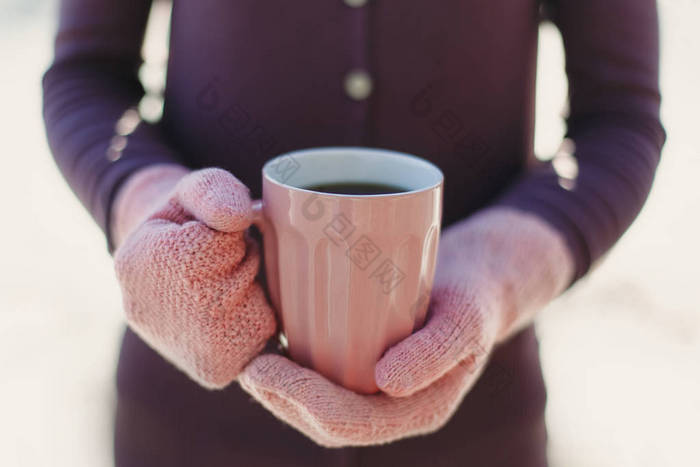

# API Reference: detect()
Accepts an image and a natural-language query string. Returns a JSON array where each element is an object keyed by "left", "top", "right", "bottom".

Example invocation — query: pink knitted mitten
[
  {"left": 113, "top": 166, "right": 277, "bottom": 389},
  {"left": 239, "top": 207, "right": 574, "bottom": 446}
]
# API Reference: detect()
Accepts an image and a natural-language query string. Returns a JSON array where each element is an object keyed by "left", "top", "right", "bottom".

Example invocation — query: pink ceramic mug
[{"left": 251, "top": 147, "right": 443, "bottom": 393}]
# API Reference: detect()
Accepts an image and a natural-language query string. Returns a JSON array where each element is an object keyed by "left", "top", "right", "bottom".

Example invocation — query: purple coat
[{"left": 42, "top": 1, "right": 665, "bottom": 465}]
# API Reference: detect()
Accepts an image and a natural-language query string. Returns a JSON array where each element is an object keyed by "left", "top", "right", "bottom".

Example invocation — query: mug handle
[{"left": 250, "top": 199, "right": 266, "bottom": 234}]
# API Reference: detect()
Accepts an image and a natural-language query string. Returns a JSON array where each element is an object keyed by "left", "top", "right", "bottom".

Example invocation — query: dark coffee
[{"left": 303, "top": 181, "right": 408, "bottom": 195}]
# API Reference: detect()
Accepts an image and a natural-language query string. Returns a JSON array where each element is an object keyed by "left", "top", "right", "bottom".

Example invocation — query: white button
[
  {"left": 344, "top": 70, "right": 373, "bottom": 101},
  {"left": 344, "top": 0, "right": 368, "bottom": 7}
]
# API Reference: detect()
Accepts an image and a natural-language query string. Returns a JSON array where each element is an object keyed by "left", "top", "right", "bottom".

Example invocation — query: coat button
[
  {"left": 343, "top": 0, "right": 368, "bottom": 7},
  {"left": 344, "top": 70, "right": 373, "bottom": 101}
]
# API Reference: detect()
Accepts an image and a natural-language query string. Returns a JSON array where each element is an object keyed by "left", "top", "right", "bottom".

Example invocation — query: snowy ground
[{"left": 0, "top": 1, "right": 698, "bottom": 465}]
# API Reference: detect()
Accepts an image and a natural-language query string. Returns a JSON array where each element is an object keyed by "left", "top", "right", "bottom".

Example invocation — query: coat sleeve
[
  {"left": 495, "top": 0, "right": 666, "bottom": 283},
  {"left": 42, "top": 0, "right": 183, "bottom": 251}
]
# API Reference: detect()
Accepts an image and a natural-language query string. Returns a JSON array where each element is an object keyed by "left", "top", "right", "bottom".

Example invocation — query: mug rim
[{"left": 261, "top": 146, "right": 444, "bottom": 198}]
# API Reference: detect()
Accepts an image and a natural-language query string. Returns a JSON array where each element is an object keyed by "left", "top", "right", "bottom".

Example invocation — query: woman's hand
[
  {"left": 113, "top": 166, "right": 277, "bottom": 389},
  {"left": 238, "top": 207, "right": 573, "bottom": 446}
]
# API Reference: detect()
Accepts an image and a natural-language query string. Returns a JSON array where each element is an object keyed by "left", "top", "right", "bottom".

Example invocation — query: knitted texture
[
  {"left": 114, "top": 167, "right": 277, "bottom": 389},
  {"left": 111, "top": 164, "right": 191, "bottom": 249},
  {"left": 239, "top": 353, "right": 479, "bottom": 448},
  {"left": 239, "top": 206, "right": 574, "bottom": 446},
  {"left": 374, "top": 206, "right": 575, "bottom": 397}
]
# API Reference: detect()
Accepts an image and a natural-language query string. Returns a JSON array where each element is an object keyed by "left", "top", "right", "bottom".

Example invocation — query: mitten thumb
[{"left": 176, "top": 168, "right": 253, "bottom": 232}]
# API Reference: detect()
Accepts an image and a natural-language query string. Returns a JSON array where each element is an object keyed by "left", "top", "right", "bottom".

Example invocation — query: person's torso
[
  {"left": 115, "top": 2, "right": 550, "bottom": 465},
  {"left": 161, "top": 0, "right": 543, "bottom": 227}
]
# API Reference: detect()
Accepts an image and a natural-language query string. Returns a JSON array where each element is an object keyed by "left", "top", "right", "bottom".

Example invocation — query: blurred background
[{"left": 0, "top": 0, "right": 698, "bottom": 465}]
